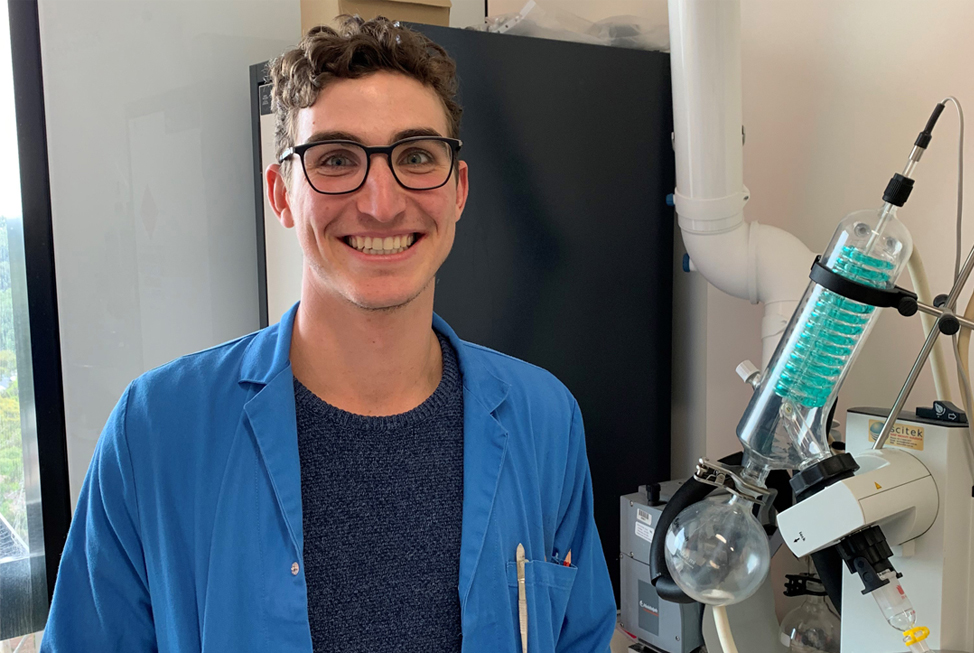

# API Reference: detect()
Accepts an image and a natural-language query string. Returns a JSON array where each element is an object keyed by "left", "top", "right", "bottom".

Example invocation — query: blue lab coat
[{"left": 41, "top": 304, "right": 617, "bottom": 652}]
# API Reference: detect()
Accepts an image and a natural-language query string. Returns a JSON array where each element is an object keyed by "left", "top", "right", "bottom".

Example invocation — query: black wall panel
[{"left": 416, "top": 25, "right": 675, "bottom": 603}]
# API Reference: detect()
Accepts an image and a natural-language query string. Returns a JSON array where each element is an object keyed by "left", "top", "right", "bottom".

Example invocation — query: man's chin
[
  {"left": 353, "top": 298, "right": 414, "bottom": 313},
  {"left": 346, "top": 282, "right": 432, "bottom": 313}
]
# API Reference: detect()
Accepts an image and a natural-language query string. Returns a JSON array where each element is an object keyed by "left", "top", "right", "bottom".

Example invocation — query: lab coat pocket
[{"left": 507, "top": 559, "right": 578, "bottom": 652}]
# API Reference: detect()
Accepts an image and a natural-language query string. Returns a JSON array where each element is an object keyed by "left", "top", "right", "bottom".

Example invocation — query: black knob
[
  {"left": 940, "top": 314, "right": 961, "bottom": 336},
  {"left": 934, "top": 293, "right": 949, "bottom": 308},
  {"left": 647, "top": 483, "right": 662, "bottom": 506},
  {"left": 897, "top": 296, "right": 918, "bottom": 317}
]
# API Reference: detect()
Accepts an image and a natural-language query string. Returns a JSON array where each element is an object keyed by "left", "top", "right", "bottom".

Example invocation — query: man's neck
[{"left": 289, "top": 279, "right": 443, "bottom": 417}]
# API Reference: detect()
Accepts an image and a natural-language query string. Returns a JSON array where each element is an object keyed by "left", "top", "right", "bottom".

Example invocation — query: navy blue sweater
[{"left": 294, "top": 332, "right": 464, "bottom": 652}]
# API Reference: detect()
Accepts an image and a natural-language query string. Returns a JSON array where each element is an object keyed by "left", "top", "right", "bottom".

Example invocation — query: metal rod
[
  {"left": 903, "top": 158, "right": 919, "bottom": 178},
  {"left": 875, "top": 239, "right": 974, "bottom": 449},
  {"left": 946, "top": 237, "right": 974, "bottom": 309},
  {"left": 916, "top": 302, "right": 974, "bottom": 331},
  {"left": 873, "top": 321, "right": 943, "bottom": 449}
]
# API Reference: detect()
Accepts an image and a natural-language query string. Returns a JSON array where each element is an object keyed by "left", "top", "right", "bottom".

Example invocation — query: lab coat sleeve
[
  {"left": 40, "top": 384, "right": 157, "bottom": 653},
  {"left": 553, "top": 399, "right": 616, "bottom": 653}
]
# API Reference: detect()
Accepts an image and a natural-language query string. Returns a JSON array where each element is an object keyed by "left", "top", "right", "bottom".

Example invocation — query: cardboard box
[{"left": 302, "top": 0, "right": 452, "bottom": 33}]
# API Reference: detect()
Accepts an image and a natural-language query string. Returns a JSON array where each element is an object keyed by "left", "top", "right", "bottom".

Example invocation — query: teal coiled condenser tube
[
  {"left": 736, "top": 207, "right": 913, "bottom": 471},
  {"left": 774, "top": 246, "right": 894, "bottom": 409}
]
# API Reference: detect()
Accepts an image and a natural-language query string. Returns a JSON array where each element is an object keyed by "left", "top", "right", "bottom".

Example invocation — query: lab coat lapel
[
  {"left": 239, "top": 303, "right": 303, "bottom": 560},
  {"left": 243, "top": 370, "right": 302, "bottom": 557},
  {"left": 433, "top": 315, "right": 511, "bottom": 606},
  {"left": 237, "top": 309, "right": 512, "bottom": 603}
]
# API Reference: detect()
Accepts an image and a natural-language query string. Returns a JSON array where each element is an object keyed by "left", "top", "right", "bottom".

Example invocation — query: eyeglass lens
[{"left": 302, "top": 139, "right": 454, "bottom": 193}]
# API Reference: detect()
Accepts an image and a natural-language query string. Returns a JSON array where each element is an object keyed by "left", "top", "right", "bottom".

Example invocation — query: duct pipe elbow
[
  {"left": 680, "top": 217, "right": 752, "bottom": 301},
  {"left": 680, "top": 218, "right": 813, "bottom": 306},
  {"left": 681, "top": 219, "right": 814, "bottom": 366},
  {"left": 751, "top": 223, "right": 815, "bottom": 305}
]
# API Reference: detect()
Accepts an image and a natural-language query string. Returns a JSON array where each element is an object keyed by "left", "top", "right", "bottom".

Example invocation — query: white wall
[
  {"left": 38, "top": 0, "right": 301, "bottom": 505},
  {"left": 449, "top": 0, "right": 485, "bottom": 28},
  {"left": 488, "top": 0, "right": 668, "bottom": 23},
  {"left": 734, "top": 0, "right": 974, "bottom": 452},
  {"left": 668, "top": 0, "right": 974, "bottom": 473}
]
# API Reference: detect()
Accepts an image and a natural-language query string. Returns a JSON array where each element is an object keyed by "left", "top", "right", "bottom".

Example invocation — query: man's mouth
[{"left": 343, "top": 233, "right": 419, "bottom": 256}]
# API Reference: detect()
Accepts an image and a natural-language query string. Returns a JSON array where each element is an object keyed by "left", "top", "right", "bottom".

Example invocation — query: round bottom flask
[
  {"left": 663, "top": 494, "right": 771, "bottom": 606},
  {"left": 779, "top": 593, "right": 840, "bottom": 652}
]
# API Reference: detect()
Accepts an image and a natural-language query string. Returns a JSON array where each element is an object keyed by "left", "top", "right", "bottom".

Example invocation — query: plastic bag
[{"left": 471, "top": 0, "right": 669, "bottom": 51}]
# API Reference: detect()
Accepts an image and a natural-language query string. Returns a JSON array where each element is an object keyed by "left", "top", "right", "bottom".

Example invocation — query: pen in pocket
[{"left": 517, "top": 543, "right": 528, "bottom": 653}]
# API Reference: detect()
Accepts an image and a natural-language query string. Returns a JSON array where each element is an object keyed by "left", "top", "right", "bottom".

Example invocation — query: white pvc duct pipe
[{"left": 668, "top": 0, "right": 814, "bottom": 366}]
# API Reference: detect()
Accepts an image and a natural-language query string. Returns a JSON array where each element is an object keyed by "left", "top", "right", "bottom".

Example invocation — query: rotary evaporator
[{"left": 642, "top": 99, "right": 974, "bottom": 653}]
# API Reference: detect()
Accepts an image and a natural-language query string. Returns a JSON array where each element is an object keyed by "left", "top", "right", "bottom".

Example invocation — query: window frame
[{"left": 6, "top": 0, "right": 72, "bottom": 626}]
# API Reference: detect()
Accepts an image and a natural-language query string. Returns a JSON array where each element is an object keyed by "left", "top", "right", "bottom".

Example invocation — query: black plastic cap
[
  {"left": 646, "top": 482, "right": 662, "bottom": 506},
  {"left": 790, "top": 453, "right": 860, "bottom": 502},
  {"left": 883, "top": 173, "right": 915, "bottom": 207},
  {"left": 898, "top": 296, "right": 918, "bottom": 317},
  {"left": 926, "top": 103, "right": 946, "bottom": 132},
  {"left": 915, "top": 103, "right": 946, "bottom": 148},
  {"left": 940, "top": 314, "right": 961, "bottom": 336}
]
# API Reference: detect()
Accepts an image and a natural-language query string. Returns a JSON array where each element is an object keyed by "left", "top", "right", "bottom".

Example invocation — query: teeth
[{"left": 347, "top": 234, "right": 417, "bottom": 255}]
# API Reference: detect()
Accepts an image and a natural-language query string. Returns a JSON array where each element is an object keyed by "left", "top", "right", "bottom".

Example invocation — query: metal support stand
[{"left": 874, "top": 241, "right": 974, "bottom": 449}]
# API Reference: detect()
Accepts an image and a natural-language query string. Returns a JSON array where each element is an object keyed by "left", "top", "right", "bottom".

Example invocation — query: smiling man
[{"left": 40, "top": 16, "right": 616, "bottom": 653}]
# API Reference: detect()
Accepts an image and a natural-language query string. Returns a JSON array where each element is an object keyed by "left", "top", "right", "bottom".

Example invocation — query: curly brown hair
[{"left": 268, "top": 16, "right": 462, "bottom": 184}]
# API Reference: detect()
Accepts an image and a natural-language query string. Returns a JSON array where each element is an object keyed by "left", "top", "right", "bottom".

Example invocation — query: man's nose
[{"left": 356, "top": 155, "right": 407, "bottom": 222}]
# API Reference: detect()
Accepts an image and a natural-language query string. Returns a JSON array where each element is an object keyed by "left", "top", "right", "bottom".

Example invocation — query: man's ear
[
  {"left": 266, "top": 163, "right": 294, "bottom": 229},
  {"left": 454, "top": 160, "right": 469, "bottom": 221}
]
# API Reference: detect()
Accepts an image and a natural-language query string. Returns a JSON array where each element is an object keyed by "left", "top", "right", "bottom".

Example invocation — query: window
[{"left": 0, "top": 0, "right": 72, "bottom": 639}]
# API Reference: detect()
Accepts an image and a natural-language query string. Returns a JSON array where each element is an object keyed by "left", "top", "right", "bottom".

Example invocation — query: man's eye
[
  {"left": 399, "top": 150, "right": 434, "bottom": 166},
  {"left": 308, "top": 148, "right": 362, "bottom": 176},
  {"left": 322, "top": 155, "right": 354, "bottom": 167}
]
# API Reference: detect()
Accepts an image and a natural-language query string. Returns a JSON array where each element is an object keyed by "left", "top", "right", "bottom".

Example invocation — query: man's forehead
[{"left": 294, "top": 72, "right": 450, "bottom": 145}]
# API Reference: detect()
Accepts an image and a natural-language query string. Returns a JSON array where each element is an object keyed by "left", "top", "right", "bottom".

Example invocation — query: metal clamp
[
  {"left": 693, "top": 458, "right": 771, "bottom": 505},
  {"left": 809, "top": 256, "right": 918, "bottom": 315}
]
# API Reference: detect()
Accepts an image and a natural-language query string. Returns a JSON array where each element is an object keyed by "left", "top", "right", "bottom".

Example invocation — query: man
[{"left": 41, "top": 16, "right": 616, "bottom": 653}]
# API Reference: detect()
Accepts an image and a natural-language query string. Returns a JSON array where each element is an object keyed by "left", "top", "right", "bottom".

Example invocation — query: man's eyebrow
[
  {"left": 304, "top": 130, "right": 360, "bottom": 144},
  {"left": 303, "top": 127, "right": 447, "bottom": 146},
  {"left": 392, "top": 127, "right": 445, "bottom": 141}
]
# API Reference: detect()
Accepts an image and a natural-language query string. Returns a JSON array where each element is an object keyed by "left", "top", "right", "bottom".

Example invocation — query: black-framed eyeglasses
[{"left": 279, "top": 135, "right": 463, "bottom": 195}]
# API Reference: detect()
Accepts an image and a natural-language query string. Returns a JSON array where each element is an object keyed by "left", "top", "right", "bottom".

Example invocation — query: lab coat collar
[
  {"left": 238, "top": 303, "right": 512, "bottom": 410},
  {"left": 239, "top": 303, "right": 299, "bottom": 386},
  {"left": 431, "top": 313, "right": 510, "bottom": 413},
  {"left": 238, "top": 302, "right": 513, "bottom": 598}
]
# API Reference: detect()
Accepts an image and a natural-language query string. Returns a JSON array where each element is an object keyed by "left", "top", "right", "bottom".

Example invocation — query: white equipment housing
[
  {"left": 776, "top": 448, "right": 938, "bottom": 560},
  {"left": 779, "top": 409, "right": 974, "bottom": 652},
  {"left": 845, "top": 409, "right": 974, "bottom": 652}
]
